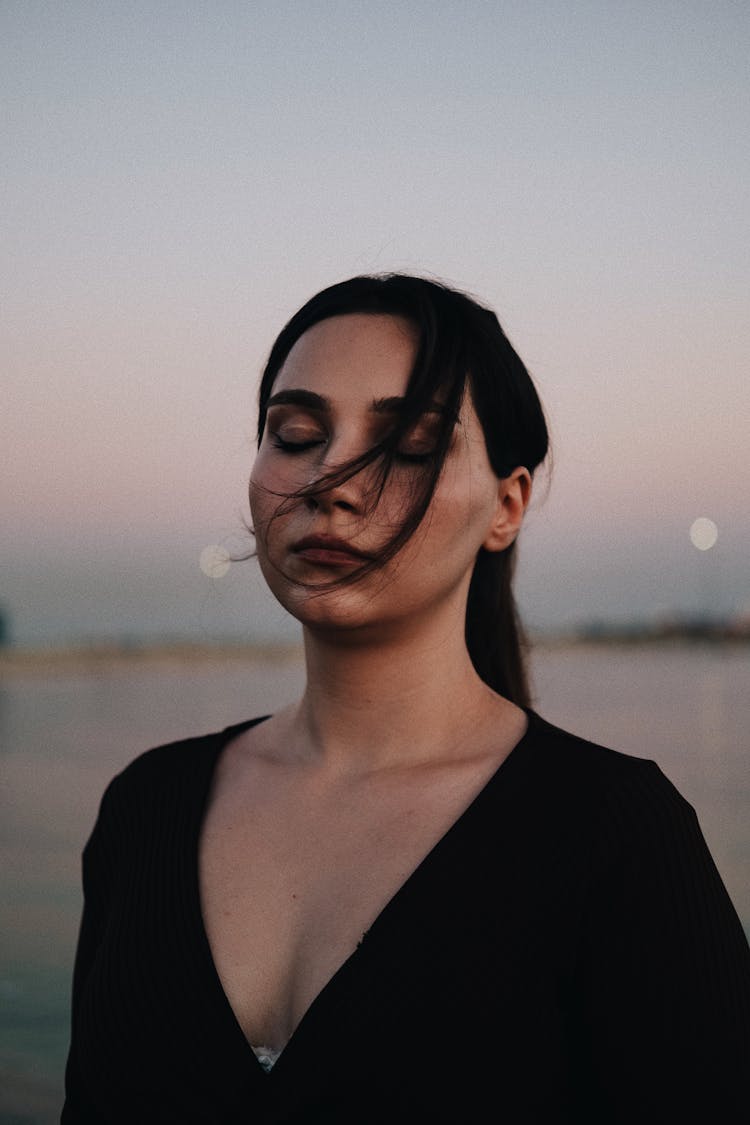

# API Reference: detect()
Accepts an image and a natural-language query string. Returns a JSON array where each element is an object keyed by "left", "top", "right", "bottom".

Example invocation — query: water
[{"left": 1, "top": 642, "right": 748, "bottom": 1123}]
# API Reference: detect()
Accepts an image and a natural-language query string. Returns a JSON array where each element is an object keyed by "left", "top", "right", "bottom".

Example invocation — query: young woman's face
[{"left": 249, "top": 313, "right": 527, "bottom": 636}]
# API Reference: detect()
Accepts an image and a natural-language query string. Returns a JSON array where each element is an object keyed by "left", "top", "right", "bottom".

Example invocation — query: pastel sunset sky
[{"left": 3, "top": 1, "right": 748, "bottom": 645}]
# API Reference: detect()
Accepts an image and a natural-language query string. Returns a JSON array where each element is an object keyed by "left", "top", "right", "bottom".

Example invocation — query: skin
[{"left": 198, "top": 313, "right": 533, "bottom": 1051}]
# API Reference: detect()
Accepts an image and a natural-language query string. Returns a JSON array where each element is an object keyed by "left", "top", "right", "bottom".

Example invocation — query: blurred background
[{"left": 2, "top": 2, "right": 748, "bottom": 1121}]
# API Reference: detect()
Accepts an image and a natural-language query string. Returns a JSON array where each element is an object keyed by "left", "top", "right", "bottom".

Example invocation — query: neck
[{"left": 291, "top": 604, "right": 505, "bottom": 771}]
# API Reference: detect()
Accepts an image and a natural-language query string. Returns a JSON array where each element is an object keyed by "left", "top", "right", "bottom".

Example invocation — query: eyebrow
[{"left": 265, "top": 389, "right": 447, "bottom": 415}]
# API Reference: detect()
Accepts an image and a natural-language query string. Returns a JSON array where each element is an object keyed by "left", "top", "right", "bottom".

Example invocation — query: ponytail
[{"left": 465, "top": 543, "right": 531, "bottom": 708}]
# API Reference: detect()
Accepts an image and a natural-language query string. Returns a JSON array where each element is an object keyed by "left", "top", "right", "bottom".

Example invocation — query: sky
[{"left": 2, "top": 0, "right": 749, "bottom": 646}]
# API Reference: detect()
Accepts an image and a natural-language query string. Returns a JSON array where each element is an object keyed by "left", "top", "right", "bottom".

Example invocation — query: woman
[{"left": 63, "top": 275, "right": 750, "bottom": 1123}]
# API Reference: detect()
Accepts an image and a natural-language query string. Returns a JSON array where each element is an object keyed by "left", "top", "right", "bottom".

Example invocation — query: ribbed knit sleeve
[
  {"left": 569, "top": 760, "right": 750, "bottom": 1122},
  {"left": 61, "top": 783, "right": 117, "bottom": 1123}
]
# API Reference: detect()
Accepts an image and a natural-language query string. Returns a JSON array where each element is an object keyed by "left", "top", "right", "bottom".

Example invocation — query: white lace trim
[{"left": 251, "top": 1043, "right": 283, "bottom": 1072}]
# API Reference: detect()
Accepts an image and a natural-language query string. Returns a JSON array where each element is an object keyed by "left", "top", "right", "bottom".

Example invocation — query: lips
[{"left": 291, "top": 535, "right": 372, "bottom": 566}]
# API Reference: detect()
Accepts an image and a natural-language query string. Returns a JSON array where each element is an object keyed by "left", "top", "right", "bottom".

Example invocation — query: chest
[
  {"left": 74, "top": 739, "right": 584, "bottom": 1120},
  {"left": 197, "top": 759, "right": 503, "bottom": 1049}
]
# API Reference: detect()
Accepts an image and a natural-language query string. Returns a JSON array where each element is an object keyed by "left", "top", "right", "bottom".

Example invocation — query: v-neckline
[{"left": 190, "top": 708, "right": 537, "bottom": 1078}]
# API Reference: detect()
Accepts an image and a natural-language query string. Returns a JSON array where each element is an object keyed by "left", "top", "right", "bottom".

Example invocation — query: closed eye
[
  {"left": 270, "top": 434, "right": 325, "bottom": 454},
  {"left": 394, "top": 448, "right": 437, "bottom": 464}
]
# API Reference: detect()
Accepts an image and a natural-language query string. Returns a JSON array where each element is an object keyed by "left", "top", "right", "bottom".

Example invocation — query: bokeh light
[
  {"left": 199, "top": 545, "right": 231, "bottom": 578},
  {"left": 689, "top": 518, "right": 718, "bottom": 551}
]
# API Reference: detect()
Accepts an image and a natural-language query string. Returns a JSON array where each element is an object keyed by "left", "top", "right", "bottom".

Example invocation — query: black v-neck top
[{"left": 62, "top": 709, "right": 750, "bottom": 1123}]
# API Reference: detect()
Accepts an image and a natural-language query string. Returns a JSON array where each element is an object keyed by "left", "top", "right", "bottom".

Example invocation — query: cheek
[
  {"left": 250, "top": 444, "right": 299, "bottom": 500},
  {"left": 248, "top": 455, "right": 293, "bottom": 543},
  {"left": 428, "top": 464, "right": 497, "bottom": 550},
  {"left": 247, "top": 462, "right": 269, "bottom": 530},
  {"left": 250, "top": 442, "right": 322, "bottom": 506}
]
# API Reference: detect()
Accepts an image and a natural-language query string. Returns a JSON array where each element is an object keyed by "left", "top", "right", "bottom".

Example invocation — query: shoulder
[
  {"left": 525, "top": 707, "right": 687, "bottom": 796},
  {"left": 522, "top": 708, "right": 698, "bottom": 857},
  {"left": 91, "top": 716, "right": 270, "bottom": 832}
]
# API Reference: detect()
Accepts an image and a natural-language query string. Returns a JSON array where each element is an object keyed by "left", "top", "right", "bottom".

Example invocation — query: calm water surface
[{"left": 1, "top": 642, "right": 748, "bottom": 1123}]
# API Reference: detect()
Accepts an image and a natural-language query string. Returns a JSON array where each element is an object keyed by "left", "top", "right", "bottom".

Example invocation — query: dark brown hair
[{"left": 252, "top": 274, "right": 549, "bottom": 707}]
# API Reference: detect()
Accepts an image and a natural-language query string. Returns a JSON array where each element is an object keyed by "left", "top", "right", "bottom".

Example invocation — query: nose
[{"left": 303, "top": 453, "right": 376, "bottom": 516}]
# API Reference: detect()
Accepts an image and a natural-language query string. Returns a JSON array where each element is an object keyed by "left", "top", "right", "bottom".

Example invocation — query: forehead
[{"left": 272, "top": 313, "right": 418, "bottom": 402}]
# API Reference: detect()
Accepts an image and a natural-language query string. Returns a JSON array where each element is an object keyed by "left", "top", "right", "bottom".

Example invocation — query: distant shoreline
[
  {"left": 1, "top": 627, "right": 747, "bottom": 676},
  {"left": 0, "top": 640, "right": 305, "bottom": 675}
]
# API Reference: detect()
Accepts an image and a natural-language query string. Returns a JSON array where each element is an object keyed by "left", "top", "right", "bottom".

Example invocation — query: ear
[{"left": 482, "top": 467, "right": 532, "bottom": 553}]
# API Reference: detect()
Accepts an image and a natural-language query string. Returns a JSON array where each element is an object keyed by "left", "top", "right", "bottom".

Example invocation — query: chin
[
  {"left": 256, "top": 554, "right": 366, "bottom": 625},
  {"left": 279, "top": 585, "right": 384, "bottom": 635}
]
